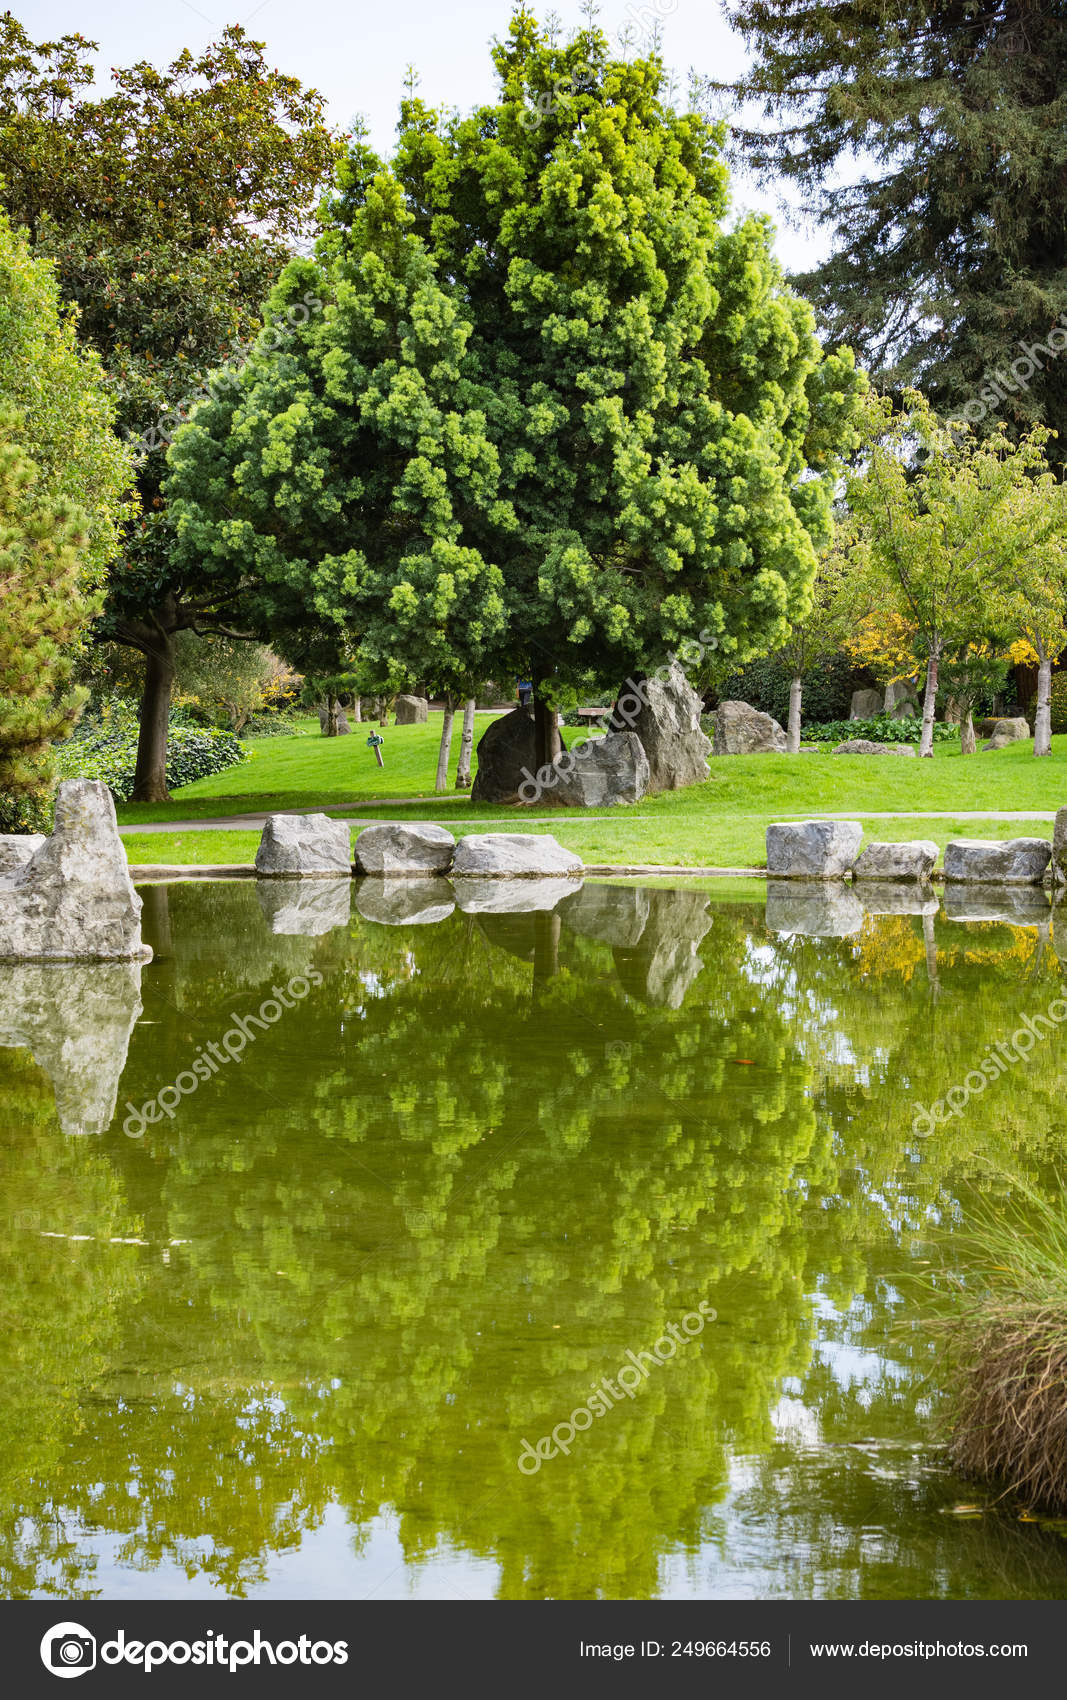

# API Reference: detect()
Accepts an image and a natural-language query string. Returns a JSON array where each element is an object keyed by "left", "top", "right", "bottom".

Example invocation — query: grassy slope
[{"left": 118, "top": 715, "right": 1067, "bottom": 868}]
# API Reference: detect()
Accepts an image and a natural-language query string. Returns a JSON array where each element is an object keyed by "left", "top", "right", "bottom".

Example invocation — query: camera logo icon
[{"left": 40, "top": 1623, "right": 97, "bottom": 1679}]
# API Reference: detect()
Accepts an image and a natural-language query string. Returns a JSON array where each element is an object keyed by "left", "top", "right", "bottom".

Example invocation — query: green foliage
[
  {"left": 0, "top": 408, "right": 101, "bottom": 818},
  {"left": 715, "top": 0, "right": 1067, "bottom": 458},
  {"left": 1050, "top": 674, "right": 1067, "bottom": 736},
  {"left": 0, "top": 15, "right": 338, "bottom": 793},
  {"left": 0, "top": 216, "right": 133, "bottom": 585},
  {"left": 799, "top": 716, "right": 956, "bottom": 745},
  {"left": 167, "top": 9, "right": 864, "bottom": 706},
  {"left": 55, "top": 716, "right": 246, "bottom": 801}
]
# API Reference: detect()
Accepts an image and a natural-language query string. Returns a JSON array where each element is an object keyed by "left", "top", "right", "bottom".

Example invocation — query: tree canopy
[
  {"left": 0, "top": 14, "right": 339, "bottom": 797},
  {"left": 166, "top": 8, "right": 865, "bottom": 763}
]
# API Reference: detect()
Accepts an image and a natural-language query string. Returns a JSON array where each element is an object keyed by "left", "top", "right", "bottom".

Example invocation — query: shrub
[
  {"left": 55, "top": 719, "right": 246, "bottom": 800},
  {"left": 800, "top": 716, "right": 956, "bottom": 745},
  {"left": 1050, "top": 673, "right": 1067, "bottom": 736}
]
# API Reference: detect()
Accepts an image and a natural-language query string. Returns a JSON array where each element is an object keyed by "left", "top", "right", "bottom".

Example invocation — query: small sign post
[{"left": 366, "top": 731, "right": 385, "bottom": 768}]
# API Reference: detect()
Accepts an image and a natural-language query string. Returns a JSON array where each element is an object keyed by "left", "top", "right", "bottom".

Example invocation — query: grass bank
[{"left": 117, "top": 715, "right": 1067, "bottom": 867}]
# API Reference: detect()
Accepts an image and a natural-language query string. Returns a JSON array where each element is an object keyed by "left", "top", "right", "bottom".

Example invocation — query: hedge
[{"left": 55, "top": 722, "right": 247, "bottom": 801}]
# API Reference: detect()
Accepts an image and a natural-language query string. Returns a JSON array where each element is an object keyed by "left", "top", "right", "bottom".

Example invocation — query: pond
[{"left": 2, "top": 875, "right": 1067, "bottom": 1600}]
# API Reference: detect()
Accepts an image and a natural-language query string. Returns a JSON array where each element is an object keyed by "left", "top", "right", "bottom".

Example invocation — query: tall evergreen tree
[
  {"left": 169, "top": 9, "right": 863, "bottom": 771},
  {"left": 716, "top": 0, "right": 1067, "bottom": 448},
  {"left": 0, "top": 410, "right": 99, "bottom": 826}
]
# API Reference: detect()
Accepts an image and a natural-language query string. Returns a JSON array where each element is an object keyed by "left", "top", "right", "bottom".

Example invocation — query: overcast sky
[{"left": 24, "top": 0, "right": 826, "bottom": 272}]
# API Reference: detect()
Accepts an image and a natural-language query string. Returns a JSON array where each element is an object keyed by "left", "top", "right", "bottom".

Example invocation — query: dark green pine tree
[{"left": 715, "top": 0, "right": 1067, "bottom": 448}]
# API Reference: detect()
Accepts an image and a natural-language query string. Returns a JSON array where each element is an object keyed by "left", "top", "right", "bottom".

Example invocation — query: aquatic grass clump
[{"left": 937, "top": 1179, "right": 1067, "bottom": 1512}]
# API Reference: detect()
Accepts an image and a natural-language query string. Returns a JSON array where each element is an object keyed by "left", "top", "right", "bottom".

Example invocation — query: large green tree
[
  {"left": 715, "top": 0, "right": 1067, "bottom": 449},
  {"left": 0, "top": 15, "right": 338, "bottom": 798},
  {"left": 167, "top": 9, "right": 864, "bottom": 772}
]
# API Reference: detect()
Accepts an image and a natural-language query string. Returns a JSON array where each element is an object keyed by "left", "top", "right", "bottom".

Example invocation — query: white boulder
[
  {"left": 255, "top": 813, "right": 352, "bottom": 877},
  {"left": 0, "top": 780, "right": 150, "bottom": 961},
  {"left": 353, "top": 822, "right": 456, "bottom": 876},
  {"left": 451, "top": 833, "right": 583, "bottom": 878},
  {"left": 765, "top": 819, "right": 863, "bottom": 879}
]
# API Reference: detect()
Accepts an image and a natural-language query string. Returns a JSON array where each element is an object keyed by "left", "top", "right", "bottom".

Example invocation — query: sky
[{"left": 23, "top": 0, "right": 828, "bottom": 273}]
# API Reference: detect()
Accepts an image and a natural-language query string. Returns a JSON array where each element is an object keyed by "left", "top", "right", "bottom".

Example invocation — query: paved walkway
[{"left": 119, "top": 806, "right": 1059, "bottom": 836}]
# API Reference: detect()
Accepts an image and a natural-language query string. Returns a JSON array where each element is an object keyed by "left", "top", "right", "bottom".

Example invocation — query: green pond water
[{"left": 3, "top": 874, "right": 1067, "bottom": 1600}]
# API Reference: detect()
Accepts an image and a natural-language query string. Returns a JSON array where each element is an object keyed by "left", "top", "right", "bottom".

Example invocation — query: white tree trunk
[
  {"left": 351, "top": 697, "right": 361, "bottom": 723},
  {"left": 919, "top": 652, "right": 939, "bottom": 758},
  {"left": 786, "top": 675, "right": 802, "bottom": 753},
  {"left": 435, "top": 697, "right": 456, "bottom": 791},
  {"left": 1035, "top": 655, "right": 1052, "bottom": 757},
  {"left": 455, "top": 697, "right": 476, "bottom": 788}
]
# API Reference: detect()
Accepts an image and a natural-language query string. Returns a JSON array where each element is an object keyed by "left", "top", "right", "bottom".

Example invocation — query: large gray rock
[
  {"left": 852, "top": 840, "right": 940, "bottom": 882},
  {"left": 884, "top": 680, "right": 920, "bottom": 719},
  {"left": 850, "top": 688, "right": 884, "bottom": 718},
  {"left": 353, "top": 822, "right": 455, "bottom": 876},
  {"left": 1053, "top": 806, "right": 1067, "bottom": 885},
  {"left": 612, "top": 661, "right": 711, "bottom": 790},
  {"left": 832, "top": 739, "right": 916, "bottom": 756},
  {"left": 356, "top": 878, "right": 456, "bottom": 926},
  {"left": 944, "top": 883, "right": 1051, "bottom": 926},
  {"left": 547, "top": 731, "right": 649, "bottom": 807},
  {"left": 452, "top": 876, "right": 577, "bottom": 914},
  {"left": 470, "top": 708, "right": 559, "bottom": 805},
  {"left": 981, "top": 716, "right": 1030, "bottom": 750},
  {"left": 0, "top": 833, "right": 45, "bottom": 873},
  {"left": 257, "top": 878, "right": 352, "bottom": 935},
  {"left": 394, "top": 694, "right": 429, "bottom": 725},
  {"left": 255, "top": 813, "right": 352, "bottom": 878},
  {"left": 0, "top": 960, "right": 143, "bottom": 1134},
  {"left": 765, "top": 819, "right": 863, "bottom": 879},
  {"left": 943, "top": 837, "right": 1051, "bottom": 885},
  {"left": 712, "top": 699, "right": 787, "bottom": 756},
  {"left": 612, "top": 889, "right": 714, "bottom": 1008},
  {"left": 0, "top": 780, "right": 150, "bottom": 961},
  {"left": 452, "top": 833, "right": 583, "bottom": 878},
  {"left": 986, "top": 716, "right": 1030, "bottom": 743},
  {"left": 765, "top": 879, "right": 864, "bottom": 937},
  {"left": 558, "top": 883, "right": 650, "bottom": 949},
  {"left": 318, "top": 703, "right": 350, "bottom": 735}
]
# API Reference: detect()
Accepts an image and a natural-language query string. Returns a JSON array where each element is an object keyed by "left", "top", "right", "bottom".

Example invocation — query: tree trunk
[
  {"left": 787, "top": 674, "right": 802, "bottom": 753},
  {"left": 320, "top": 695, "right": 341, "bottom": 736},
  {"left": 131, "top": 634, "right": 176, "bottom": 801},
  {"left": 960, "top": 708, "right": 976, "bottom": 755},
  {"left": 351, "top": 697, "right": 362, "bottom": 723},
  {"left": 923, "top": 908, "right": 940, "bottom": 995},
  {"left": 455, "top": 697, "right": 476, "bottom": 788},
  {"left": 435, "top": 696, "right": 456, "bottom": 792},
  {"left": 918, "top": 651, "right": 939, "bottom": 758},
  {"left": 532, "top": 909, "right": 560, "bottom": 988},
  {"left": 533, "top": 690, "right": 561, "bottom": 773},
  {"left": 1035, "top": 654, "right": 1052, "bottom": 757}
]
